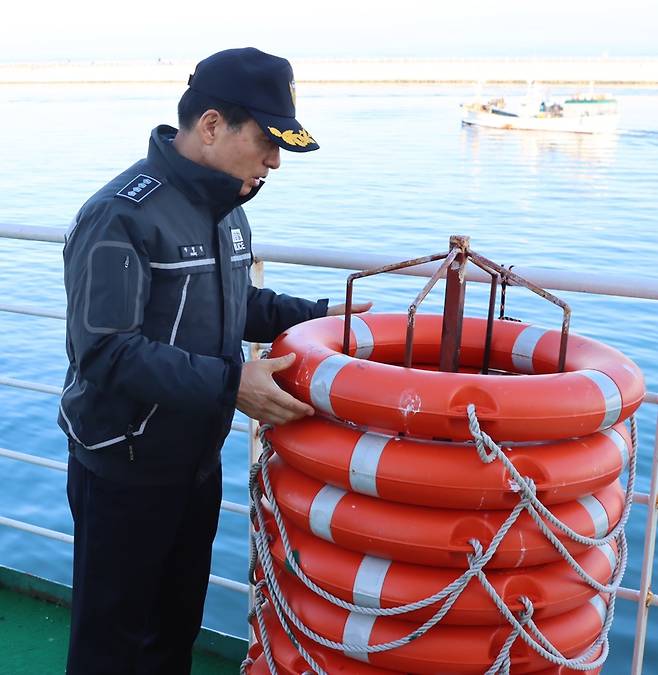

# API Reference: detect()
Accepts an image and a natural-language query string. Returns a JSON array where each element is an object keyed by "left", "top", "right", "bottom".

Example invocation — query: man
[{"left": 59, "top": 47, "right": 369, "bottom": 675}]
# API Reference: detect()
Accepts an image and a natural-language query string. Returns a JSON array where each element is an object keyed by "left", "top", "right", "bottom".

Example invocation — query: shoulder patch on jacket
[{"left": 115, "top": 174, "right": 162, "bottom": 204}]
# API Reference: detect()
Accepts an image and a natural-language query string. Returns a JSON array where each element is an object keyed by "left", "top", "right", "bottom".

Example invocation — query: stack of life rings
[{"left": 244, "top": 312, "right": 645, "bottom": 674}]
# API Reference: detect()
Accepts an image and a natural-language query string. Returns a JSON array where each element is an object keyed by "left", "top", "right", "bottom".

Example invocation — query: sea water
[{"left": 0, "top": 81, "right": 657, "bottom": 672}]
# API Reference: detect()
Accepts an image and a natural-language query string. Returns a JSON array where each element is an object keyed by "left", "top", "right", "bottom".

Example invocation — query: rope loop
[
  {"left": 517, "top": 595, "right": 535, "bottom": 623},
  {"left": 467, "top": 538, "right": 485, "bottom": 566},
  {"left": 258, "top": 423, "right": 273, "bottom": 449},
  {"left": 239, "top": 657, "right": 254, "bottom": 675}
]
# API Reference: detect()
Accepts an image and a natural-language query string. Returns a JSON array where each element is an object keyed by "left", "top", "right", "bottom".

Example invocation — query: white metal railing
[{"left": 1, "top": 223, "right": 657, "bottom": 673}]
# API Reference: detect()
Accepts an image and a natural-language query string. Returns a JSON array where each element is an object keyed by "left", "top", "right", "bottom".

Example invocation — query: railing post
[
  {"left": 247, "top": 260, "right": 265, "bottom": 645},
  {"left": 630, "top": 407, "right": 658, "bottom": 675}
]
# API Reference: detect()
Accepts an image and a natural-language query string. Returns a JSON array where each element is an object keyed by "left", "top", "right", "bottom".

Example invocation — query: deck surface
[{"left": 0, "top": 587, "right": 241, "bottom": 674}]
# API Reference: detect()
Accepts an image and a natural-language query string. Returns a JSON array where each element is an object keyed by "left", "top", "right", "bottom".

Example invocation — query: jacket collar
[{"left": 147, "top": 125, "right": 261, "bottom": 217}]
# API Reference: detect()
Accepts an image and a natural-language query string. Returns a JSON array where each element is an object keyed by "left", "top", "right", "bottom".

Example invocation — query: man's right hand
[{"left": 235, "top": 352, "right": 315, "bottom": 426}]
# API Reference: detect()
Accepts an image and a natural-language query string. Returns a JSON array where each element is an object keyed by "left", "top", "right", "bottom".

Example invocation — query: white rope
[{"left": 246, "top": 407, "right": 636, "bottom": 673}]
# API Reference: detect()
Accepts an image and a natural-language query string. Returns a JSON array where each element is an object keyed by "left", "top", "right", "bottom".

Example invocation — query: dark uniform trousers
[{"left": 66, "top": 454, "right": 222, "bottom": 675}]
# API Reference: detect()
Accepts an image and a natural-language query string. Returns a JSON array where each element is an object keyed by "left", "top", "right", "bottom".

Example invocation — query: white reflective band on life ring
[
  {"left": 511, "top": 326, "right": 548, "bottom": 374},
  {"left": 310, "top": 353, "right": 352, "bottom": 415},
  {"left": 353, "top": 555, "right": 392, "bottom": 608},
  {"left": 589, "top": 595, "right": 607, "bottom": 624},
  {"left": 309, "top": 484, "right": 347, "bottom": 542},
  {"left": 343, "top": 612, "right": 376, "bottom": 662},
  {"left": 579, "top": 369, "right": 623, "bottom": 429},
  {"left": 577, "top": 494, "right": 610, "bottom": 538},
  {"left": 348, "top": 316, "right": 375, "bottom": 359},
  {"left": 600, "top": 542, "right": 618, "bottom": 576},
  {"left": 602, "top": 427, "right": 630, "bottom": 471},
  {"left": 349, "top": 432, "right": 390, "bottom": 496}
]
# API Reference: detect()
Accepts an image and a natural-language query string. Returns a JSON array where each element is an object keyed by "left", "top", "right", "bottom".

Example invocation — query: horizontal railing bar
[
  {"left": 0, "top": 377, "right": 248, "bottom": 437},
  {"left": 1, "top": 383, "right": 655, "bottom": 507},
  {"left": 619, "top": 586, "right": 658, "bottom": 608},
  {"left": 260, "top": 244, "right": 658, "bottom": 300},
  {"left": 2, "top": 377, "right": 657, "bottom": 411},
  {"left": 0, "top": 515, "right": 248, "bottom": 593},
  {"left": 220, "top": 501, "right": 250, "bottom": 516},
  {"left": 2, "top": 224, "right": 658, "bottom": 301},
  {"left": 0, "top": 447, "right": 67, "bottom": 471},
  {"left": 0, "top": 447, "right": 248, "bottom": 515},
  {"left": 0, "top": 224, "right": 65, "bottom": 243},
  {"left": 0, "top": 515, "right": 74, "bottom": 544},
  {"left": 0, "top": 302, "right": 66, "bottom": 320},
  {"left": 0, "top": 445, "right": 652, "bottom": 512},
  {"left": 0, "top": 376, "right": 61, "bottom": 395},
  {"left": 208, "top": 574, "right": 249, "bottom": 594},
  {"left": 0, "top": 514, "right": 650, "bottom": 603},
  {"left": 618, "top": 587, "right": 641, "bottom": 603}
]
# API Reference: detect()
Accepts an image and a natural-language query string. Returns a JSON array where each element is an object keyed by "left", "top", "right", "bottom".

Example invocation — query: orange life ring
[
  {"left": 246, "top": 645, "right": 603, "bottom": 675},
  {"left": 247, "top": 606, "right": 603, "bottom": 674},
  {"left": 258, "top": 566, "right": 608, "bottom": 674},
  {"left": 270, "top": 314, "right": 644, "bottom": 441},
  {"left": 264, "top": 456, "right": 624, "bottom": 569},
  {"left": 248, "top": 603, "right": 395, "bottom": 674},
  {"left": 261, "top": 510, "right": 618, "bottom": 625},
  {"left": 267, "top": 418, "right": 630, "bottom": 508}
]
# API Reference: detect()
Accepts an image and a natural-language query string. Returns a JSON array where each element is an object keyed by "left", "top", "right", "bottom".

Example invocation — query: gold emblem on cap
[
  {"left": 268, "top": 126, "right": 316, "bottom": 148},
  {"left": 289, "top": 80, "right": 296, "bottom": 108}
]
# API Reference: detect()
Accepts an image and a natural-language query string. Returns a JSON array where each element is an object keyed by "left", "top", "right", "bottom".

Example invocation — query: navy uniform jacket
[{"left": 58, "top": 125, "right": 327, "bottom": 484}]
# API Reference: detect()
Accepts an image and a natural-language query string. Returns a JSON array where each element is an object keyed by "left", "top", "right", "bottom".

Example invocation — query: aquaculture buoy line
[{"left": 243, "top": 237, "right": 644, "bottom": 674}]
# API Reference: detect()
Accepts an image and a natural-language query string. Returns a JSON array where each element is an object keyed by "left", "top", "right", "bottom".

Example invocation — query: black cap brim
[{"left": 249, "top": 109, "right": 319, "bottom": 153}]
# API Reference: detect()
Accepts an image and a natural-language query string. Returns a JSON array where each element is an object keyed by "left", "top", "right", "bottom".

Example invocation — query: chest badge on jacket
[
  {"left": 179, "top": 244, "right": 206, "bottom": 259},
  {"left": 231, "top": 228, "right": 246, "bottom": 253}
]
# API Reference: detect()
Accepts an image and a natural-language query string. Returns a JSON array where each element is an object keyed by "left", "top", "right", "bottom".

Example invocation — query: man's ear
[{"left": 197, "top": 109, "right": 226, "bottom": 145}]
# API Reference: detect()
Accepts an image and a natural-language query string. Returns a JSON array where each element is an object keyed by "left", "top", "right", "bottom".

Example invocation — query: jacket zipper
[{"left": 126, "top": 424, "right": 135, "bottom": 461}]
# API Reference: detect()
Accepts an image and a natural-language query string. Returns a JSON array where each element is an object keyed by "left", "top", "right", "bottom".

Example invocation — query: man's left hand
[{"left": 326, "top": 301, "right": 373, "bottom": 316}]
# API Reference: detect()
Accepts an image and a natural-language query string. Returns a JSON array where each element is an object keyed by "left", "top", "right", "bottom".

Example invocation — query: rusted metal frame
[
  {"left": 439, "top": 237, "right": 471, "bottom": 372},
  {"left": 404, "top": 248, "right": 460, "bottom": 367},
  {"left": 470, "top": 251, "right": 572, "bottom": 372},
  {"left": 466, "top": 255, "right": 499, "bottom": 374},
  {"left": 342, "top": 251, "right": 451, "bottom": 355},
  {"left": 498, "top": 264, "right": 513, "bottom": 320}
]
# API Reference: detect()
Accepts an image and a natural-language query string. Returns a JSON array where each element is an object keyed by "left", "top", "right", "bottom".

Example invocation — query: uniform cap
[{"left": 187, "top": 47, "right": 319, "bottom": 153}]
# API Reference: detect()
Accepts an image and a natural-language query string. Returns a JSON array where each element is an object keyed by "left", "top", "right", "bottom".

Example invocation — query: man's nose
[{"left": 266, "top": 146, "right": 281, "bottom": 170}]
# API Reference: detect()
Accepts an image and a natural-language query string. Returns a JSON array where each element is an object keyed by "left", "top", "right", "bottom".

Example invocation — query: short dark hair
[{"left": 177, "top": 89, "right": 252, "bottom": 131}]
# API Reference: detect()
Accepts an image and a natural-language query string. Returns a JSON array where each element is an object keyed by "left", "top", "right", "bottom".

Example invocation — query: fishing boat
[
  {"left": 0, "top": 225, "right": 658, "bottom": 675},
  {"left": 461, "top": 91, "right": 620, "bottom": 134}
]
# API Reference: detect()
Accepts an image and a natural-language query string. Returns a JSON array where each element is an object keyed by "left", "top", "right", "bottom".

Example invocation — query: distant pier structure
[{"left": 1, "top": 57, "right": 658, "bottom": 85}]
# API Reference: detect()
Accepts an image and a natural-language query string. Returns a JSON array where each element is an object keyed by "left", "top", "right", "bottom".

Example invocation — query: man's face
[{"left": 202, "top": 115, "right": 281, "bottom": 196}]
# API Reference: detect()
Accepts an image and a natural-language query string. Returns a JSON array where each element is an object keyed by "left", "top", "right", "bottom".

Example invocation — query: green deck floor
[{"left": 0, "top": 568, "right": 244, "bottom": 675}]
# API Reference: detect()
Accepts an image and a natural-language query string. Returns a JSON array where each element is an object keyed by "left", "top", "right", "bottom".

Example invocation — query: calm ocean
[{"left": 0, "top": 81, "right": 657, "bottom": 672}]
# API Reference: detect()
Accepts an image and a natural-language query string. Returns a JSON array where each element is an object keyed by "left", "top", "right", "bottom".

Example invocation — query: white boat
[{"left": 462, "top": 91, "right": 620, "bottom": 134}]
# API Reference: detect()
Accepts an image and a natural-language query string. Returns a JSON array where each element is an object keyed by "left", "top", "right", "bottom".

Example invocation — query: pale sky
[{"left": 1, "top": 0, "right": 656, "bottom": 62}]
